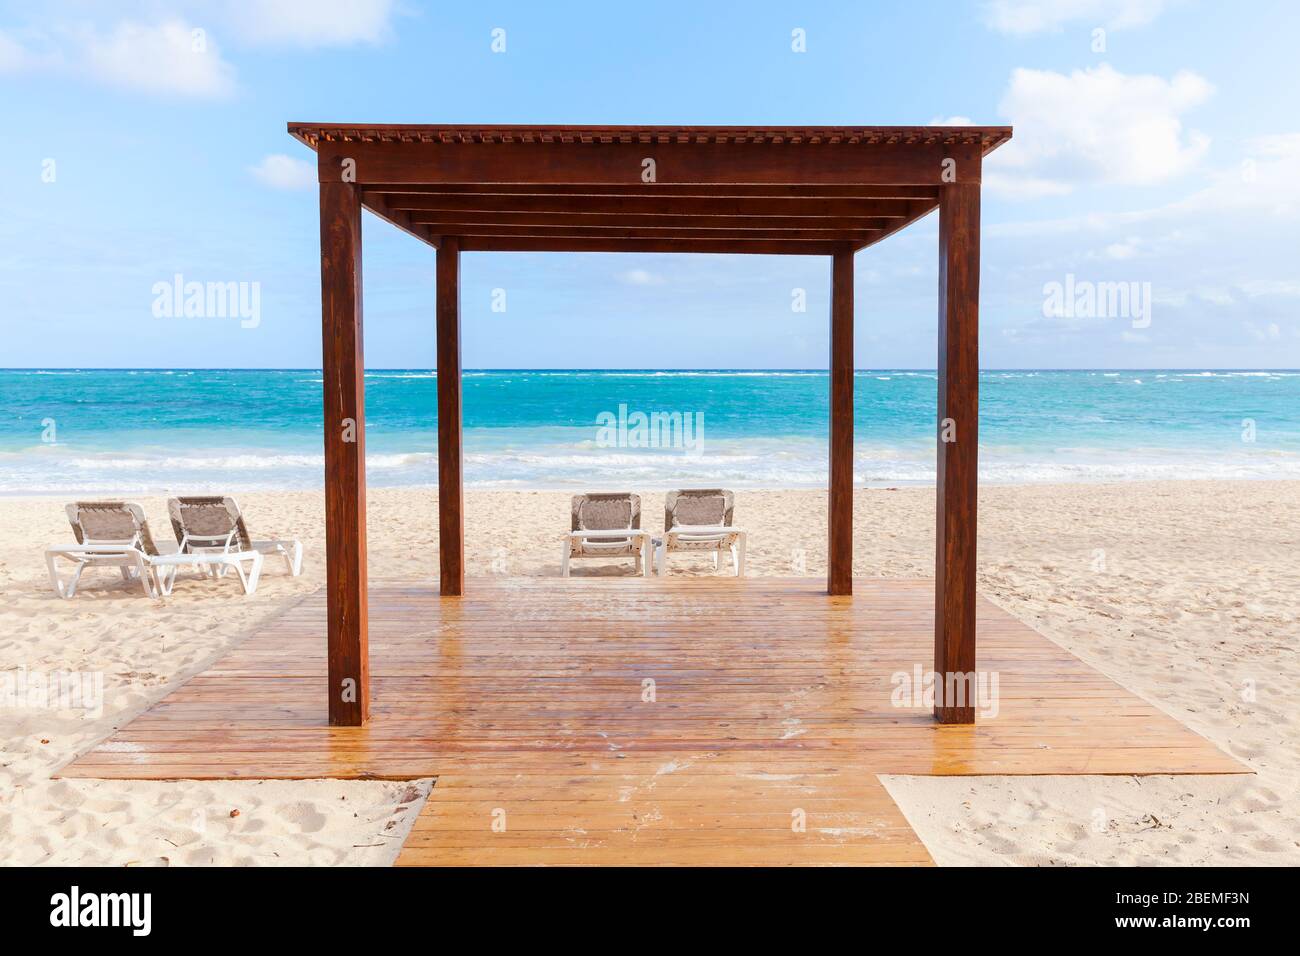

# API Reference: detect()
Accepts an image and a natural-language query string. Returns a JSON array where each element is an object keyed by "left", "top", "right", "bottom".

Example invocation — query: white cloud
[
  {"left": 983, "top": 0, "right": 1169, "bottom": 36},
  {"left": 1100, "top": 238, "right": 1139, "bottom": 259},
  {"left": 618, "top": 269, "right": 665, "bottom": 286},
  {"left": 225, "top": 0, "right": 395, "bottom": 47},
  {"left": 0, "top": 30, "right": 39, "bottom": 72},
  {"left": 0, "top": 2, "right": 398, "bottom": 95},
  {"left": 988, "top": 64, "right": 1211, "bottom": 198},
  {"left": 249, "top": 153, "right": 316, "bottom": 190},
  {"left": 79, "top": 19, "right": 235, "bottom": 97}
]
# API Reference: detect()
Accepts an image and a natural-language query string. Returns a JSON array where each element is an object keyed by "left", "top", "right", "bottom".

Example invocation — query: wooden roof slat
[
  {"left": 415, "top": 223, "right": 880, "bottom": 242},
  {"left": 371, "top": 191, "right": 921, "bottom": 218},
  {"left": 406, "top": 212, "right": 903, "bottom": 232},
  {"left": 365, "top": 183, "right": 940, "bottom": 199},
  {"left": 455, "top": 237, "right": 849, "bottom": 255},
  {"left": 289, "top": 124, "right": 1007, "bottom": 251}
]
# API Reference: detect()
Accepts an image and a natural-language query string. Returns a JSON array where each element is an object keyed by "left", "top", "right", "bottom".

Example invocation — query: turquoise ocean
[{"left": 1, "top": 369, "right": 1298, "bottom": 495}]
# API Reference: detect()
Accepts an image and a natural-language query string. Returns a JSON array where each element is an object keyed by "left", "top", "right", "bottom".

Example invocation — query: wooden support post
[
  {"left": 436, "top": 237, "right": 465, "bottom": 595},
  {"left": 934, "top": 180, "right": 980, "bottom": 724},
  {"left": 828, "top": 247, "right": 855, "bottom": 596},
  {"left": 319, "top": 181, "right": 368, "bottom": 726}
]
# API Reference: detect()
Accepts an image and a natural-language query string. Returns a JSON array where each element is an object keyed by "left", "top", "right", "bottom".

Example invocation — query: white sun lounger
[
  {"left": 167, "top": 496, "right": 303, "bottom": 577},
  {"left": 655, "top": 489, "right": 747, "bottom": 576},
  {"left": 561, "top": 492, "right": 652, "bottom": 578},
  {"left": 46, "top": 501, "right": 264, "bottom": 598}
]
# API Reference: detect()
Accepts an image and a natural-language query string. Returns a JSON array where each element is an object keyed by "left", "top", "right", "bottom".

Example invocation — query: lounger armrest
[
  {"left": 567, "top": 529, "right": 650, "bottom": 540},
  {"left": 46, "top": 543, "right": 146, "bottom": 556},
  {"left": 147, "top": 549, "right": 258, "bottom": 566},
  {"left": 668, "top": 525, "right": 746, "bottom": 534},
  {"left": 664, "top": 525, "right": 747, "bottom": 539}
]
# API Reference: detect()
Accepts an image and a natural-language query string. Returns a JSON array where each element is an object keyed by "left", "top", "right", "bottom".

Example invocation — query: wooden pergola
[{"left": 289, "top": 123, "right": 1012, "bottom": 729}]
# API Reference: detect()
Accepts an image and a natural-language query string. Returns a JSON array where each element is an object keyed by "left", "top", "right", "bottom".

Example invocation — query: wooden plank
[
  {"left": 361, "top": 190, "right": 437, "bottom": 248},
  {"left": 394, "top": 754, "right": 932, "bottom": 867},
  {"left": 436, "top": 238, "right": 464, "bottom": 596},
  {"left": 934, "top": 176, "right": 981, "bottom": 724},
  {"left": 317, "top": 140, "right": 986, "bottom": 187},
  {"left": 416, "top": 222, "right": 879, "bottom": 242},
  {"left": 383, "top": 192, "right": 915, "bottom": 219},
  {"left": 59, "top": 578, "right": 1244, "bottom": 781},
  {"left": 318, "top": 181, "right": 368, "bottom": 726},
  {"left": 370, "top": 183, "right": 942, "bottom": 200},
  {"left": 828, "top": 248, "right": 854, "bottom": 595},
  {"left": 454, "top": 237, "right": 843, "bottom": 255}
]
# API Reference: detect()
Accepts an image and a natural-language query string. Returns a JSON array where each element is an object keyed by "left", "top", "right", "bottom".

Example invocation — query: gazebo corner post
[
  {"left": 828, "top": 246, "right": 855, "bottom": 596},
  {"left": 934, "top": 169, "right": 981, "bottom": 725},
  {"left": 436, "top": 236, "right": 465, "bottom": 596},
  {"left": 319, "top": 180, "right": 369, "bottom": 726}
]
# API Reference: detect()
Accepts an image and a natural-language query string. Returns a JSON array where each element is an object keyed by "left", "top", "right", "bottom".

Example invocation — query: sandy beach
[{"left": 1, "top": 481, "right": 1296, "bottom": 866}]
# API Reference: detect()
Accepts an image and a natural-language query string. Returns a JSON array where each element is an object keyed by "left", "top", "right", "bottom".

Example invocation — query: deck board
[{"left": 57, "top": 578, "right": 1246, "bottom": 866}]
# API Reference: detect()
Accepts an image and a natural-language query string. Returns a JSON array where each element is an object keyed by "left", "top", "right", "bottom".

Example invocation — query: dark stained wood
[
  {"left": 362, "top": 190, "right": 437, "bottom": 247},
  {"left": 455, "top": 237, "right": 842, "bottom": 255},
  {"left": 935, "top": 178, "right": 981, "bottom": 724},
  {"left": 416, "top": 223, "right": 879, "bottom": 243},
  {"left": 292, "top": 123, "right": 1015, "bottom": 726},
  {"left": 436, "top": 238, "right": 464, "bottom": 596},
  {"left": 384, "top": 192, "right": 915, "bottom": 219},
  {"left": 407, "top": 210, "right": 900, "bottom": 231},
  {"left": 317, "top": 141, "right": 987, "bottom": 189},
  {"left": 289, "top": 124, "right": 1013, "bottom": 150},
  {"left": 828, "top": 249, "right": 855, "bottom": 596},
  {"left": 318, "top": 181, "right": 368, "bottom": 726},
  {"left": 371, "top": 183, "right": 943, "bottom": 199}
]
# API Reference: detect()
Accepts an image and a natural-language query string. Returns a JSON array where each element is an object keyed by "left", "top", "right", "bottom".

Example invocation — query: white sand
[{"left": 1, "top": 482, "right": 1296, "bottom": 865}]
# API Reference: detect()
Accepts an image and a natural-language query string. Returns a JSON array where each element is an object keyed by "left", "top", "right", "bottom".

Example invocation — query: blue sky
[{"left": 2, "top": 0, "right": 1297, "bottom": 369}]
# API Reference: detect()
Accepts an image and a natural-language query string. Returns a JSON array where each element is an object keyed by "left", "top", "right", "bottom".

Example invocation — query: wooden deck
[{"left": 59, "top": 578, "right": 1246, "bottom": 866}]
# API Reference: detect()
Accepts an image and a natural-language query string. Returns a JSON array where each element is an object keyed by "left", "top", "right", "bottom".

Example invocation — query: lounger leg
[
  {"left": 657, "top": 543, "right": 668, "bottom": 577},
  {"left": 561, "top": 544, "right": 571, "bottom": 578},
  {"left": 736, "top": 535, "right": 747, "bottom": 577},
  {"left": 712, "top": 551, "right": 720, "bottom": 572},
  {"left": 47, "top": 554, "right": 84, "bottom": 599},
  {"left": 642, "top": 538, "right": 653, "bottom": 578},
  {"left": 142, "top": 554, "right": 166, "bottom": 598},
  {"left": 233, "top": 553, "right": 264, "bottom": 595},
  {"left": 287, "top": 540, "right": 303, "bottom": 576}
]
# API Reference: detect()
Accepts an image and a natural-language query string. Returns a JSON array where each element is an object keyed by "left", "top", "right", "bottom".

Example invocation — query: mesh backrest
[
  {"left": 169, "top": 496, "right": 253, "bottom": 552},
  {"left": 69, "top": 501, "right": 161, "bottom": 556},
  {"left": 665, "top": 489, "right": 734, "bottom": 530},
  {"left": 572, "top": 493, "right": 640, "bottom": 531}
]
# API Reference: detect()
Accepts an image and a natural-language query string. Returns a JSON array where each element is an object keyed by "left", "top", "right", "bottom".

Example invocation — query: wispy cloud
[
  {"left": 0, "top": 18, "right": 236, "bottom": 98},
  {"left": 983, "top": 0, "right": 1171, "bottom": 36},
  {"left": 987, "top": 64, "right": 1211, "bottom": 199},
  {"left": 0, "top": 1, "right": 400, "bottom": 95},
  {"left": 224, "top": 0, "right": 396, "bottom": 47},
  {"left": 249, "top": 154, "right": 317, "bottom": 190},
  {"left": 80, "top": 19, "right": 236, "bottom": 98},
  {"left": 618, "top": 268, "right": 666, "bottom": 286}
]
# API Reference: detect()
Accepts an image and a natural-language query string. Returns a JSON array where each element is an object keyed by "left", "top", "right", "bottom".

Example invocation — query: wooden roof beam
[
  {"left": 406, "top": 212, "right": 900, "bottom": 231},
  {"left": 318, "top": 140, "right": 984, "bottom": 187},
  {"left": 454, "top": 237, "right": 851, "bottom": 255},
  {"left": 374, "top": 192, "right": 917, "bottom": 219}
]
